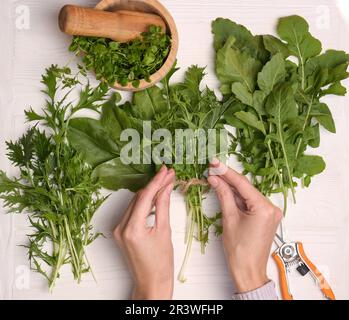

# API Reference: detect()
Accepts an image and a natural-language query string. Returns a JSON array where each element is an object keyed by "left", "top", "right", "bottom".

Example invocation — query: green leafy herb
[
  {"left": 67, "top": 63, "right": 230, "bottom": 282},
  {"left": 0, "top": 65, "right": 109, "bottom": 290},
  {"left": 69, "top": 25, "right": 171, "bottom": 88},
  {"left": 212, "top": 15, "right": 349, "bottom": 213}
]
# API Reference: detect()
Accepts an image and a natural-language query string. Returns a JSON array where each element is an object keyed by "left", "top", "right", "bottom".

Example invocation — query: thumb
[{"left": 208, "top": 176, "right": 238, "bottom": 219}]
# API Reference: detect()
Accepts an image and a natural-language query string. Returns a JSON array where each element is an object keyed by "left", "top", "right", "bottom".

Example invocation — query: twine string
[{"left": 175, "top": 178, "right": 209, "bottom": 194}]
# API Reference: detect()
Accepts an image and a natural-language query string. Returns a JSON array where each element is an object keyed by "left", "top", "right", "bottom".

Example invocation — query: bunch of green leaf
[
  {"left": 67, "top": 64, "right": 232, "bottom": 281},
  {"left": 0, "top": 65, "right": 109, "bottom": 290},
  {"left": 69, "top": 25, "right": 171, "bottom": 88},
  {"left": 212, "top": 15, "right": 349, "bottom": 212}
]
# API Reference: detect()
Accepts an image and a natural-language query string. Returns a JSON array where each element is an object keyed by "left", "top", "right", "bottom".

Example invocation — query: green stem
[
  {"left": 267, "top": 140, "right": 288, "bottom": 215},
  {"left": 49, "top": 229, "right": 66, "bottom": 292},
  {"left": 178, "top": 197, "right": 195, "bottom": 283},
  {"left": 295, "top": 96, "right": 314, "bottom": 159},
  {"left": 277, "top": 125, "right": 296, "bottom": 203},
  {"left": 63, "top": 216, "right": 81, "bottom": 282},
  {"left": 198, "top": 188, "right": 205, "bottom": 254}
]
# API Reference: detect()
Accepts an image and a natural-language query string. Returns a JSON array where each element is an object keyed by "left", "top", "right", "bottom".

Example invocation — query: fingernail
[
  {"left": 208, "top": 176, "right": 219, "bottom": 188},
  {"left": 209, "top": 162, "right": 228, "bottom": 176},
  {"left": 160, "top": 165, "right": 167, "bottom": 173},
  {"left": 210, "top": 157, "right": 220, "bottom": 166},
  {"left": 167, "top": 168, "right": 175, "bottom": 176}
]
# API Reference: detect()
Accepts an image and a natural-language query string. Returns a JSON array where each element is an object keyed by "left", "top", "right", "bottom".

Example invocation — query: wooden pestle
[{"left": 58, "top": 4, "right": 167, "bottom": 42}]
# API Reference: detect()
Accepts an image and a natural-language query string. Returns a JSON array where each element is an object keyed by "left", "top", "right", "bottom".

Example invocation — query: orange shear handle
[
  {"left": 272, "top": 252, "right": 293, "bottom": 300},
  {"left": 297, "top": 242, "right": 335, "bottom": 300}
]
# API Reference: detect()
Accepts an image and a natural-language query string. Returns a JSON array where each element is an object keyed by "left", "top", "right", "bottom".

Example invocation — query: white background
[{"left": 0, "top": 0, "right": 349, "bottom": 300}]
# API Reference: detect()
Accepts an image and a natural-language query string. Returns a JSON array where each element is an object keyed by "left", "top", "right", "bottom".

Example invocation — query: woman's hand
[
  {"left": 208, "top": 159, "right": 282, "bottom": 293},
  {"left": 113, "top": 166, "right": 175, "bottom": 300}
]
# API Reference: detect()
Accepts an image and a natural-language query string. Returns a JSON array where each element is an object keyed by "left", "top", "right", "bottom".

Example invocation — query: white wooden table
[{"left": 1, "top": 0, "right": 349, "bottom": 300}]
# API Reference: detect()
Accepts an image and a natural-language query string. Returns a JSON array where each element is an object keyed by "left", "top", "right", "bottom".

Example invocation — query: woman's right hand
[{"left": 207, "top": 159, "right": 282, "bottom": 293}]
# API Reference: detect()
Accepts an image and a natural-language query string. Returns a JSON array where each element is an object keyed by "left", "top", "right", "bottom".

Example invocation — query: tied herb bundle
[
  {"left": 0, "top": 65, "right": 109, "bottom": 290},
  {"left": 69, "top": 25, "right": 171, "bottom": 88},
  {"left": 67, "top": 64, "right": 230, "bottom": 281},
  {"left": 212, "top": 15, "right": 349, "bottom": 212}
]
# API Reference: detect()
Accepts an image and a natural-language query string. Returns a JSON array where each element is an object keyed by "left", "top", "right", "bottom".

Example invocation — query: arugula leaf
[
  {"left": 295, "top": 155, "right": 326, "bottom": 177},
  {"left": 231, "top": 83, "right": 253, "bottom": 106},
  {"left": 216, "top": 36, "right": 262, "bottom": 94},
  {"left": 252, "top": 90, "right": 267, "bottom": 115},
  {"left": 266, "top": 83, "right": 298, "bottom": 122},
  {"left": 320, "top": 82, "right": 347, "bottom": 97},
  {"left": 306, "top": 50, "right": 349, "bottom": 87},
  {"left": 277, "top": 15, "right": 322, "bottom": 90},
  {"left": 304, "top": 124, "right": 320, "bottom": 148},
  {"left": 235, "top": 111, "right": 266, "bottom": 133},
  {"left": 263, "top": 35, "right": 290, "bottom": 58},
  {"left": 212, "top": 15, "right": 349, "bottom": 214},
  {"left": 212, "top": 17, "right": 256, "bottom": 52},
  {"left": 311, "top": 103, "right": 336, "bottom": 133},
  {"left": 277, "top": 15, "right": 322, "bottom": 61},
  {"left": 257, "top": 53, "right": 286, "bottom": 94}
]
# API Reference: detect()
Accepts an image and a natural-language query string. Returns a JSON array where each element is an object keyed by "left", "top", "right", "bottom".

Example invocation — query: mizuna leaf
[
  {"left": 257, "top": 53, "right": 286, "bottom": 94},
  {"left": 175, "top": 65, "right": 206, "bottom": 103}
]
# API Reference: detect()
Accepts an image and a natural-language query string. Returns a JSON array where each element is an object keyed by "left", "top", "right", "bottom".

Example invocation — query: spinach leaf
[
  {"left": 68, "top": 118, "right": 119, "bottom": 167},
  {"left": 92, "top": 158, "right": 154, "bottom": 192},
  {"left": 132, "top": 86, "right": 168, "bottom": 120}
]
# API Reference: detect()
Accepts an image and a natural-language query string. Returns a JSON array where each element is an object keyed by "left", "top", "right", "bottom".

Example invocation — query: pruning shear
[{"left": 272, "top": 226, "right": 335, "bottom": 300}]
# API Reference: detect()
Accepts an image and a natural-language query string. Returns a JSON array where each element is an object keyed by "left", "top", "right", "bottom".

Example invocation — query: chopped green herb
[{"left": 69, "top": 25, "right": 171, "bottom": 88}]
